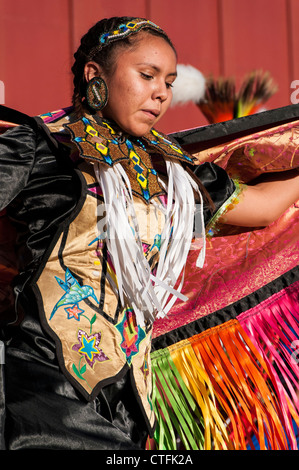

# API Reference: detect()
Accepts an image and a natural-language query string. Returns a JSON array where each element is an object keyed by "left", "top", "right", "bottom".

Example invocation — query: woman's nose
[{"left": 152, "top": 80, "right": 168, "bottom": 102}]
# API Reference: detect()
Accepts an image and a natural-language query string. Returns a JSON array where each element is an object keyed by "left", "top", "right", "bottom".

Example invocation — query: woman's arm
[{"left": 221, "top": 169, "right": 299, "bottom": 227}]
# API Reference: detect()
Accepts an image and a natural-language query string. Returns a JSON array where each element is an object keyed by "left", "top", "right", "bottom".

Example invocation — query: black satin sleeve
[
  {"left": 193, "top": 161, "right": 236, "bottom": 226},
  {"left": 0, "top": 124, "right": 37, "bottom": 211},
  {"left": 0, "top": 122, "right": 81, "bottom": 275}
]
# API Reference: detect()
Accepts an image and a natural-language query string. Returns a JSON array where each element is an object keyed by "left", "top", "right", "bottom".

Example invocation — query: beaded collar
[{"left": 64, "top": 115, "right": 194, "bottom": 203}]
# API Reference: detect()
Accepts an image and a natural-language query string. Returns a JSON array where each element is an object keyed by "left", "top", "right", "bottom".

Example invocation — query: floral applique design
[
  {"left": 70, "top": 325, "right": 110, "bottom": 389},
  {"left": 49, "top": 268, "right": 110, "bottom": 389},
  {"left": 72, "top": 330, "right": 109, "bottom": 368},
  {"left": 116, "top": 309, "right": 146, "bottom": 365},
  {"left": 71, "top": 329, "right": 109, "bottom": 387},
  {"left": 65, "top": 304, "right": 85, "bottom": 321}
]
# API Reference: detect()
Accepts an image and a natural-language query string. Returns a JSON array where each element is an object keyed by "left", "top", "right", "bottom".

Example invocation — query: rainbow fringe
[{"left": 151, "top": 281, "right": 299, "bottom": 450}]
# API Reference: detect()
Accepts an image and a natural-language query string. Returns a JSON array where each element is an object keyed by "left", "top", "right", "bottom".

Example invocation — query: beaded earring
[{"left": 86, "top": 76, "right": 108, "bottom": 111}]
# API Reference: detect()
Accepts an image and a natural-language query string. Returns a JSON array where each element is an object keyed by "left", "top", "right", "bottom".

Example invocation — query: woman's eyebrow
[{"left": 136, "top": 62, "right": 177, "bottom": 77}]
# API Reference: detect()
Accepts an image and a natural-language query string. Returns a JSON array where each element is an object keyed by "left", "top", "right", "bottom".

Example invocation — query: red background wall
[{"left": 0, "top": 0, "right": 298, "bottom": 134}]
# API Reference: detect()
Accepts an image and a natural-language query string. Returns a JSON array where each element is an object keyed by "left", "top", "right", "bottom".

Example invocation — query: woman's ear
[{"left": 84, "top": 61, "right": 103, "bottom": 83}]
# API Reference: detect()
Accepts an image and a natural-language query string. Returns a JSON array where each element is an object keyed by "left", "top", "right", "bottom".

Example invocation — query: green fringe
[{"left": 151, "top": 348, "right": 205, "bottom": 450}]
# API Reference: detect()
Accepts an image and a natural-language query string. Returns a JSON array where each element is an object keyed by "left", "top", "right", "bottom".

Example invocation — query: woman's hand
[{"left": 221, "top": 169, "right": 299, "bottom": 227}]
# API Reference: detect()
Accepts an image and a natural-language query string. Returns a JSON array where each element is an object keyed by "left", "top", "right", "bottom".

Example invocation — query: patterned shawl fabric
[
  {"left": 1, "top": 104, "right": 299, "bottom": 450},
  {"left": 150, "top": 104, "right": 299, "bottom": 450}
]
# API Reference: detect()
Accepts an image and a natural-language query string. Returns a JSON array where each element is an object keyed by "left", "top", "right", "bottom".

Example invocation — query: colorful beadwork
[
  {"left": 143, "top": 129, "right": 194, "bottom": 164},
  {"left": 98, "top": 19, "right": 163, "bottom": 49},
  {"left": 65, "top": 116, "right": 196, "bottom": 203},
  {"left": 206, "top": 179, "right": 244, "bottom": 238},
  {"left": 86, "top": 77, "right": 108, "bottom": 111},
  {"left": 116, "top": 309, "right": 146, "bottom": 365},
  {"left": 72, "top": 329, "right": 109, "bottom": 369},
  {"left": 65, "top": 117, "right": 164, "bottom": 202}
]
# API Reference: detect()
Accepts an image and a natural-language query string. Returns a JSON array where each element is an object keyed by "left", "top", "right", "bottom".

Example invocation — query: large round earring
[{"left": 86, "top": 76, "right": 108, "bottom": 111}]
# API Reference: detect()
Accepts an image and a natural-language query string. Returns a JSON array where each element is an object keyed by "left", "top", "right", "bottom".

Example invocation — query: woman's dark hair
[
  {"left": 71, "top": 18, "right": 213, "bottom": 211},
  {"left": 71, "top": 16, "right": 176, "bottom": 116}
]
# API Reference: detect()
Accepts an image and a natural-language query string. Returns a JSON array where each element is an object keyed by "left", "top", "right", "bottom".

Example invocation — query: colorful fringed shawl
[
  {"left": 150, "top": 104, "right": 299, "bottom": 450},
  {"left": 1, "top": 104, "right": 299, "bottom": 450}
]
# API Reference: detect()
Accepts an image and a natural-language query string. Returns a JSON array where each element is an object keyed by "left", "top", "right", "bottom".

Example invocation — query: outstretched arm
[{"left": 221, "top": 169, "right": 299, "bottom": 227}]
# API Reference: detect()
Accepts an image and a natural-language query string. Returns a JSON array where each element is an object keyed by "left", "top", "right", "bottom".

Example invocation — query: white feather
[{"left": 171, "top": 64, "right": 206, "bottom": 106}]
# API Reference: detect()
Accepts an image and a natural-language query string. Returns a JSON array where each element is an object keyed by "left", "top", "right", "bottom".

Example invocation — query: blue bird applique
[{"left": 49, "top": 268, "right": 98, "bottom": 320}]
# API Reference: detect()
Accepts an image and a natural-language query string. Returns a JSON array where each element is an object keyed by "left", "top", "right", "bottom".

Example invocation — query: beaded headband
[{"left": 98, "top": 18, "right": 164, "bottom": 50}]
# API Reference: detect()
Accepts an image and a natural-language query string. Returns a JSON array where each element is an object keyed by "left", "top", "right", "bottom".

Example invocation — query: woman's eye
[
  {"left": 141, "top": 73, "right": 153, "bottom": 80},
  {"left": 140, "top": 72, "right": 173, "bottom": 89}
]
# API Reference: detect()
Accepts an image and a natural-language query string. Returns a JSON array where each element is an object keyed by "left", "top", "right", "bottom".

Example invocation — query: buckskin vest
[
  {"left": 0, "top": 107, "right": 236, "bottom": 434},
  {"left": 32, "top": 109, "right": 201, "bottom": 432}
]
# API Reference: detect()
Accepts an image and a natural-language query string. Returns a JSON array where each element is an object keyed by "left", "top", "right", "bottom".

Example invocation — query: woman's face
[{"left": 99, "top": 34, "right": 177, "bottom": 136}]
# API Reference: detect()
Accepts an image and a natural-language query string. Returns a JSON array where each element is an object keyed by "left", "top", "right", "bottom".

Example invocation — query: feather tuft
[{"left": 171, "top": 64, "right": 206, "bottom": 106}]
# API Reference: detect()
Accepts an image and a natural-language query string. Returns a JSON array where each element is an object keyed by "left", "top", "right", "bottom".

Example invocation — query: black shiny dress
[{"left": 0, "top": 106, "right": 236, "bottom": 450}]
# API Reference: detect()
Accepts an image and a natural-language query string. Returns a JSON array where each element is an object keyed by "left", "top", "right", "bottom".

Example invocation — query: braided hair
[{"left": 71, "top": 17, "right": 176, "bottom": 117}]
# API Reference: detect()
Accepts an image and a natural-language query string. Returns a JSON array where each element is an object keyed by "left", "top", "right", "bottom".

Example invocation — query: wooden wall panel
[
  {"left": 220, "top": 0, "right": 290, "bottom": 111},
  {"left": 0, "top": 0, "right": 72, "bottom": 115},
  {"left": 70, "top": 0, "right": 149, "bottom": 53},
  {"left": 0, "top": 0, "right": 298, "bottom": 133},
  {"left": 150, "top": 0, "right": 221, "bottom": 132},
  {"left": 288, "top": 0, "right": 299, "bottom": 105}
]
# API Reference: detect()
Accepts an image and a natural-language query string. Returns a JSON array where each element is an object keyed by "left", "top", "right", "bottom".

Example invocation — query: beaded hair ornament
[
  {"left": 99, "top": 18, "right": 163, "bottom": 46},
  {"left": 88, "top": 18, "right": 164, "bottom": 59}
]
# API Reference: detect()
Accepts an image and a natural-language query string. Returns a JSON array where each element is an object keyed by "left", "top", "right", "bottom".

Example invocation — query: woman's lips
[{"left": 142, "top": 109, "right": 160, "bottom": 119}]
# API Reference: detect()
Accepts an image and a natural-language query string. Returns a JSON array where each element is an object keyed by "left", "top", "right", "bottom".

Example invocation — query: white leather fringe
[{"left": 94, "top": 159, "right": 205, "bottom": 326}]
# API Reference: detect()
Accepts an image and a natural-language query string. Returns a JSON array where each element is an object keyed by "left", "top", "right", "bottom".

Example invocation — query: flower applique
[
  {"left": 71, "top": 329, "right": 110, "bottom": 387},
  {"left": 72, "top": 329, "right": 109, "bottom": 368}
]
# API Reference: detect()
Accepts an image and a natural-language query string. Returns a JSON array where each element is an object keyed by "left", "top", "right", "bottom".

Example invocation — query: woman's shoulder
[
  {"left": 37, "top": 106, "right": 74, "bottom": 133},
  {"left": 0, "top": 105, "right": 39, "bottom": 142}
]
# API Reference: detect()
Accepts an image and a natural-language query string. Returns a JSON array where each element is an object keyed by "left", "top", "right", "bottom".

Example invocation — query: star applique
[
  {"left": 72, "top": 329, "right": 109, "bottom": 368},
  {"left": 65, "top": 304, "right": 85, "bottom": 321},
  {"left": 79, "top": 335, "right": 100, "bottom": 361}
]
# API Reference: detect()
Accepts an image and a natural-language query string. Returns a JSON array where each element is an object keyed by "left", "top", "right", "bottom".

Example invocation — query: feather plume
[
  {"left": 198, "top": 70, "right": 278, "bottom": 123},
  {"left": 171, "top": 64, "right": 206, "bottom": 106}
]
